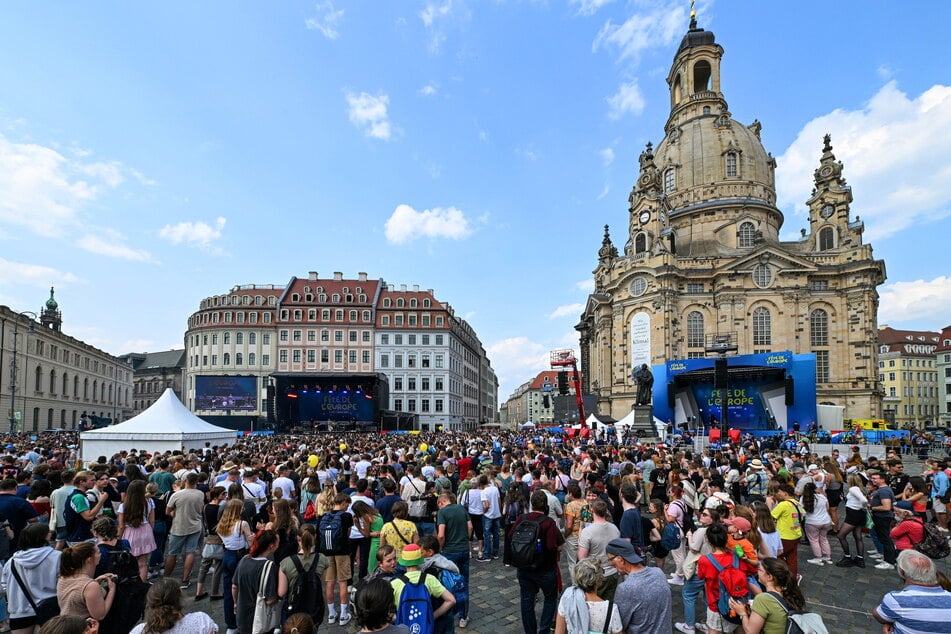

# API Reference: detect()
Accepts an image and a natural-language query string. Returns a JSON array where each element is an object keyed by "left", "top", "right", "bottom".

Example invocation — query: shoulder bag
[
  {"left": 10, "top": 561, "right": 59, "bottom": 625},
  {"left": 251, "top": 560, "right": 281, "bottom": 634}
]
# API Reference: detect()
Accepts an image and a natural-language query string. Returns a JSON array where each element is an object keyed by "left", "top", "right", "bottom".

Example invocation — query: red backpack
[{"left": 705, "top": 553, "right": 750, "bottom": 625}]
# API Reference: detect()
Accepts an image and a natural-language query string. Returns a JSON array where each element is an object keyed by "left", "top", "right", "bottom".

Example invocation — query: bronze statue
[{"left": 633, "top": 363, "right": 654, "bottom": 405}]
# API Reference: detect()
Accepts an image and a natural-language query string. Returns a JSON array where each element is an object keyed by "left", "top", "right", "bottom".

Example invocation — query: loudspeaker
[
  {"left": 785, "top": 376, "right": 794, "bottom": 405},
  {"left": 266, "top": 384, "right": 276, "bottom": 423},
  {"left": 557, "top": 371, "right": 569, "bottom": 395},
  {"left": 714, "top": 358, "right": 728, "bottom": 388},
  {"left": 667, "top": 384, "right": 675, "bottom": 408}
]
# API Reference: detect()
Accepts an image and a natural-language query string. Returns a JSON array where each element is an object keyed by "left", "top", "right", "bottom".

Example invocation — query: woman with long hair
[
  {"left": 729, "top": 557, "right": 805, "bottom": 634},
  {"left": 822, "top": 457, "right": 844, "bottom": 528},
  {"left": 27, "top": 478, "right": 53, "bottom": 523},
  {"left": 129, "top": 577, "right": 216, "bottom": 633},
  {"left": 117, "top": 479, "right": 156, "bottom": 581},
  {"left": 194, "top": 485, "right": 227, "bottom": 601},
  {"left": 233, "top": 530, "right": 287, "bottom": 634},
  {"left": 801, "top": 482, "right": 833, "bottom": 566},
  {"left": 299, "top": 472, "right": 320, "bottom": 525},
  {"left": 217, "top": 499, "right": 254, "bottom": 633},
  {"left": 835, "top": 473, "right": 869, "bottom": 568},
  {"left": 266, "top": 499, "right": 300, "bottom": 563},
  {"left": 354, "top": 501, "right": 383, "bottom": 577},
  {"left": 57, "top": 542, "right": 116, "bottom": 621},
  {"left": 316, "top": 482, "right": 338, "bottom": 517},
  {"left": 752, "top": 502, "right": 781, "bottom": 559}
]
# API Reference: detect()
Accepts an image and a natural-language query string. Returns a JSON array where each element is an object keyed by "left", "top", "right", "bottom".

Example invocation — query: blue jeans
[
  {"left": 482, "top": 517, "right": 500, "bottom": 558},
  {"left": 681, "top": 576, "right": 705, "bottom": 626},
  {"left": 222, "top": 549, "right": 241, "bottom": 630},
  {"left": 149, "top": 519, "right": 168, "bottom": 569},
  {"left": 444, "top": 550, "right": 470, "bottom": 620},
  {"left": 516, "top": 566, "right": 558, "bottom": 634},
  {"left": 416, "top": 521, "right": 436, "bottom": 538},
  {"left": 435, "top": 611, "right": 456, "bottom": 634}
]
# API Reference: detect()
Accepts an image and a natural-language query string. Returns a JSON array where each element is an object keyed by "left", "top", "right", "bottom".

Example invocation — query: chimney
[
  {"left": 400, "top": 284, "right": 407, "bottom": 292},
  {"left": 333, "top": 272, "right": 343, "bottom": 281},
  {"left": 358, "top": 272, "right": 368, "bottom": 282},
  {"left": 413, "top": 284, "right": 419, "bottom": 292},
  {"left": 308, "top": 271, "right": 318, "bottom": 281}
]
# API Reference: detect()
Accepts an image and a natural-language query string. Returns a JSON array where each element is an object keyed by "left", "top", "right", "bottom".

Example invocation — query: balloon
[
  {"left": 339, "top": 443, "right": 347, "bottom": 451},
  {"left": 419, "top": 443, "right": 429, "bottom": 453},
  {"left": 308, "top": 455, "right": 318, "bottom": 468}
]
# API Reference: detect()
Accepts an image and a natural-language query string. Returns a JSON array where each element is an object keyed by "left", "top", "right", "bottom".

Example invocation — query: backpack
[
  {"left": 434, "top": 566, "right": 468, "bottom": 605},
  {"left": 913, "top": 519, "right": 950, "bottom": 560},
  {"left": 510, "top": 515, "right": 545, "bottom": 569},
  {"left": 303, "top": 499, "right": 317, "bottom": 521},
  {"left": 766, "top": 591, "right": 829, "bottom": 634},
  {"left": 288, "top": 554, "right": 325, "bottom": 625},
  {"left": 318, "top": 510, "right": 346, "bottom": 554},
  {"left": 672, "top": 499, "right": 696, "bottom": 534},
  {"left": 705, "top": 553, "right": 750, "bottom": 625},
  {"left": 661, "top": 521, "right": 682, "bottom": 551},
  {"left": 98, "top": 545, "right": 148, "bottom": 634},
  {"left": 395, "top": 572, "right": 435, "bottom": 634},
  {"left": 104, "top": 544, "right": 139, "bottom": 581}
]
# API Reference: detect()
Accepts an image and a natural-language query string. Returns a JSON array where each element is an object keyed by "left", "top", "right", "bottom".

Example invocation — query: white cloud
[
  {"left": 419, "top": 1, "right": 451, "bottom": 27},
  {"left": 878, "top": 276, "right": 951, "bottom": 326},
  {"left": 0, "top": 258, "right": 79, "bottom": 287},
  {"left": 158, "top": 216, "right": 226, "bottom": 249},
  {"left": 549, "top": 303, "right": 585, "bottom": 319},
  {"left": 776, "top": 82, "right": 951, "bottom": 240},
  {"left": 76, "top": 231, "right": 154, "bottom": 262},
  {"left": 346, "top": 92, "right": 392, "bottom": 140},
  {"left": 118, "top": 339, "right": 157, "bottom": 354},
  {"left": 419, "top": 83, "right": 438, "bottom": 97},
  {"left": 593, "top": 3, "right": 685, "bottom": 63},
  {"left": 384, "top": 204, "right": 473, "bottom": 244},
  {"left": 486, "top": 336, "right": 550, "bottom": 398},
  {"left": 600, "top": 147, "right": 615, "bottom": 166},
  {"left": 516, "top": 144, "right": 538, "bottom": 162},
  {"left": 570, "top": 0, "right": 615, "bottom": 17},
  {"left": 607, "top": 80, "right": 645, "bottom": 119},
  {"left": 596, "top": 183, "right": 611, "bottom": 200},
  {"left": 576, "top": 279, "right": 595, "bottom": 292},
  {"left": 305, "top": 1, "right": 344, "bottom": 40}
]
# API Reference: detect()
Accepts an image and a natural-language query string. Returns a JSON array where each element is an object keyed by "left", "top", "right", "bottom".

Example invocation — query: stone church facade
[{"left": 577, "top": 19, "right": 886, "bottom": 422}]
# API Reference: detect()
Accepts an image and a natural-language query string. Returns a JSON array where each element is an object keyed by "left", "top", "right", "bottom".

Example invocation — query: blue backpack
[
  {"left": 660, "top": 521, "right": 682, "bottom": 551},
  {"left": 396, "top": 572, "right": 435, "bottom": 634},
  {"left": 436, "top": 567, "right": 468, "bottom": 605}
]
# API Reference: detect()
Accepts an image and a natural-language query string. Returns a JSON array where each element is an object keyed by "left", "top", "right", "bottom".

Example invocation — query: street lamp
[{"left": 9, "top": 311, "right": 38, "bottom": 434}]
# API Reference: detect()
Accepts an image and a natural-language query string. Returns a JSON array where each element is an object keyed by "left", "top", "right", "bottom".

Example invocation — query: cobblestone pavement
[{"left": 181, "top": 454, "right": 948, "bottom": 632}]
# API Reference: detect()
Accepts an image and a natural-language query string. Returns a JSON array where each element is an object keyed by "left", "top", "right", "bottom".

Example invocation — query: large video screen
[
  {"left": 195, "top": 376, "right": 258, "bottom": 411},
  {"left": 297, "top": 391, "right": 374, "bottom": 422}
]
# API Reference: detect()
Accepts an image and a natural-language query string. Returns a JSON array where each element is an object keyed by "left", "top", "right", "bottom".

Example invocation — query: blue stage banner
[
  {"left": 297, "top": 391, "right": 374, "bottom": 422},
  {"left": 666, "top": 351, "right": 791, "bottom": 376}
]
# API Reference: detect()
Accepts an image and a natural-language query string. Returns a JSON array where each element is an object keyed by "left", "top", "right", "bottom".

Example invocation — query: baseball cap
[{"left": 606, "top": 538, "right": 643, "bottom": 564}]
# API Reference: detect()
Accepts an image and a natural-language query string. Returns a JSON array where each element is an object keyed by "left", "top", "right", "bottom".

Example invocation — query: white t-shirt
[
  {"left": 481, "top": 485, "right": 502, "bottom": 519},
  {"left": 130, "top": 611, "right": 218, "bottom": 634},
  {"left": 272, "top": 476, "right": 296, "bottom": 500},
  {"left": 463, "top": 487, "right": 483, "bottom": 515},
  {"left": 557, "top": 594, "right": 622, "bottom": 634}
]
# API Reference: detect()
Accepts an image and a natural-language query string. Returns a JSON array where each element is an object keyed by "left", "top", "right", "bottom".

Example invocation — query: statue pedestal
[{"left": 630, "top": 405, "right": 655, "bottom": 435}]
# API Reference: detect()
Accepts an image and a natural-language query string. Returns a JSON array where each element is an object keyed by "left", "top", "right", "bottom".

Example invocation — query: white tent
[
  {"left": 614, "top": 410, "right": 667, "bottom": 440},
  {"left": 80, "top": 388, "right": 236, "bottom": 462}
]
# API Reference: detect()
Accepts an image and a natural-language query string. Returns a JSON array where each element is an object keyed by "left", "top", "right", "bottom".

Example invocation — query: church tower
[
  {"left": 40, "top": 286, "right": 62, "bottom": 332},
  {"left": 578, "top": 13, "right": 885, "bottom": 427}
]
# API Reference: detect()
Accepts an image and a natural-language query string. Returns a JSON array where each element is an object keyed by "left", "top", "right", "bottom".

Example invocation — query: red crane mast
[{"left": 550, "top": 349, "right": 586, "bottom": 428}]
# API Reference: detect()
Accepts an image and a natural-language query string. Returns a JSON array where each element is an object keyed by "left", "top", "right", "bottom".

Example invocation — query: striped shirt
[{"left": 876, "top": 585, "right": 951, "bottom": 633}]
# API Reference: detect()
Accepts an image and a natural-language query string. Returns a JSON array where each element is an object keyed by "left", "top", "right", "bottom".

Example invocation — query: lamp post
[{"left": 8, "top": 311, "right": 38, "bottom": 434}]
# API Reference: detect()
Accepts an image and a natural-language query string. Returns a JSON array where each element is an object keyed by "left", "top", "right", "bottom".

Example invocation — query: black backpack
[
  {"left": 288, "top": 554, "right": 325, "bottom": 625},
  {"left": 98, "top": 546, "right": 148, "bottom": 634},
  {"left": 510, "top": 515, "right": 545, "bottom": 569},
  {"left": 318, "top": 510, "right": 346, "bottom": 554}
]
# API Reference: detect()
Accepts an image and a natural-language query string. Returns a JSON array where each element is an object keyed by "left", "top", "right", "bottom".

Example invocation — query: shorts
[
  {"left": 706, "top": 608, "right": 739, "bottom": 633},
  {"left": 844, "top": 507, "right": 867, "bottom": 528},
  {"left": 166, "top": 531, "right": 201, "bottom": 555},
  {"left": 468, "top": 513, "right": 484, "bottom": 540},
  {"left": 55, "top": 525, "right": 68, "bottom": 541},
  {"left": 324, "top": 554, "right": 351, "bottom": 582},
  {"left": 935, "top": 499, "right": 947, "bottom": 514},
  {"left": 10, "top": 615, "right": 36, "bottom": 630}
]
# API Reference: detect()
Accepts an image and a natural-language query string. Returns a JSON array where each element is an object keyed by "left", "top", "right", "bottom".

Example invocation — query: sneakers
[
  {"left": 327, "top": 614, "right": 338, "bottom": 625},
  {"left": 674, "top": 624, "right": 696, "bottom": 633},
  {"left": 822, "top": 557, "right": 834, "bottom": 564},
  {"left": 867, "top": 550, "right": 880, "bottom": 557},
  {"left": 179, "top": 580, "right": 190, "bottom": 590},
  {"left": 806, "top": 558, "right": 825, "bottom": 565},
  {"left": 339, "top": 614, "right": 352, "bottom": 626},
  {"left": 868, "top": 552, "right": 884, "bottom": 560},
  {"left": 459, "top": 617, "right": 469, "bottom": 628},
  {"left": 874, "top": 562, "right": 895, "bottom": 570},
  {"left": 834, "top": 557, "right": 854, "bottom": 567},
  {"left": 668, "top": 575, "right": 685, "bottom": 585},
  {"left": 854, "top": 557, "right": 866, "bottom": 568},
  {"left": 226, "top": 629, "right": 239, "bottom": 634},
  {"left": 475, "top": 556, "right": 491, "bottom": 562}
]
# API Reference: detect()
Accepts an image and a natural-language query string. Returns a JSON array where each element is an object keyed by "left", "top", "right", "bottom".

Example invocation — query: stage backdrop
[
  {"left": 296, "top": 389, "right": 375, "bottom": 422},
  {"left": 651, "top": 352, "right": 817, "bottom": 433}
]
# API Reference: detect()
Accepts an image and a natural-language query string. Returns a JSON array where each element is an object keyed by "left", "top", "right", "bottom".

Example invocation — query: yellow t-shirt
[{"left": 771, "top": 499, "right": 804, "bottom": 540}]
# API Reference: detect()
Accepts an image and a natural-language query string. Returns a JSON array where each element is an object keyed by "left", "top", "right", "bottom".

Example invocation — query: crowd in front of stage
[{"left": 0, "top": 428, "right": 948, "bottom": 633}]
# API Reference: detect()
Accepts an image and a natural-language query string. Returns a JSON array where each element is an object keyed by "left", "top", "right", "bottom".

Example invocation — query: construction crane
[{"left": 550, "top": 349, "right": 587, "bottom": 430}]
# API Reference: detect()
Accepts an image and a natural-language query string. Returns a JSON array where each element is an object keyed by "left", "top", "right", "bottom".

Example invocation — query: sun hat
[
  {"left": 748, "top": 459, "right": 764, "bottom": 470},
  {"left": 398, "top": 544, "right": 425, "bottom": 567}
]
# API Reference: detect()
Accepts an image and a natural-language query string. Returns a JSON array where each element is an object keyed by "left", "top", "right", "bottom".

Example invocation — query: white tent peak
[{"left": 80, "top": 388, "right": 235, "bottom": 461}]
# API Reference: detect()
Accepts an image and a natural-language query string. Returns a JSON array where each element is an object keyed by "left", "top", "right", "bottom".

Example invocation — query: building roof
[
  {"left": 878, "top": 326, "right": 940, "bottom": 356},
  {"left": 122, "top": 349, "right": 186, "bottom": 370},
  {"left": 528, "top": 369, "right": 583, "bottom": 390}
]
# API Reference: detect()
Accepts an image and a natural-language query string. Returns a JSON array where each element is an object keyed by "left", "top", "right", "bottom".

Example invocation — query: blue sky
[{"left": 1, "top": 1, "right": 949, "bottom": 402}]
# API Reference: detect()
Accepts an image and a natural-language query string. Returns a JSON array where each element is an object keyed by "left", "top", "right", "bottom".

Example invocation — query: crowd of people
[{"left": 0, "top": 429, "right": 947, "bottom": 633}]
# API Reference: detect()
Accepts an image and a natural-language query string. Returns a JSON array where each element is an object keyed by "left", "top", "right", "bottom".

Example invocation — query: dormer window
[
  {"left": 725, "top": 152, "right": 738, "bottom": 178},
  {"left": 664, "top": 168, "right": 676, "bottom": 193},
  {"left": 738, "top": 222, "right": 756, "bottom": 248},
  {"left": 818, "top": 226, "right": 834, "bottom": 251}
]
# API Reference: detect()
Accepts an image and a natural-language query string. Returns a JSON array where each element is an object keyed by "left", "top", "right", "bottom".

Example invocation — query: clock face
[
  {"left": 639, "top": 210, "right": 651, "bottom": 224},
  {"left": 820, "top": 204, "right": 834, "bottom": 219}
]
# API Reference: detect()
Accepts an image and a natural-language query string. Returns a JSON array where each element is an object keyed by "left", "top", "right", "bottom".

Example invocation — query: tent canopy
[{"left": 80, "top": 388, "right": 235, "bottom": 461}]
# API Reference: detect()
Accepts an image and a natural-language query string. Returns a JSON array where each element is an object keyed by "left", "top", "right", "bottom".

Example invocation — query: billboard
[
  {"left": 296, "top": 390, "right": 374, "bottom": 422},
  {"left": 195, "top": 376, "right": 258, "bottom": 411}
]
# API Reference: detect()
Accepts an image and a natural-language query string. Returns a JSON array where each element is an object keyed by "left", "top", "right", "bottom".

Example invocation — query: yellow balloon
[
  {"left": 419, "top": 443, "right": 428, "bottom": 453},
  {"left": 308, "top": 455, "right": 318, "bottom": 468},
  {"left": 339, "top": 443, "right": 347, "bottom": 451}
]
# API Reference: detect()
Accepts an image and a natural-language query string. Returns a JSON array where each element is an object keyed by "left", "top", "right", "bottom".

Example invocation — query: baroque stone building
[{"left": 577, "top": 18, "right": 886, "bottom": 422}]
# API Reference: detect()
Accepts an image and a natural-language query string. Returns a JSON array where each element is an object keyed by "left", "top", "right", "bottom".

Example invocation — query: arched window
[
  {"left": 62, "top": 372, "right": 69, "bottom": 396},
  {"left": 686, "top": 311, "right": 705, "bottom": 348},
  {"left": 752, "top": 307, "right": 771, "bottom": 347},
  {"left": 236, "top": 353, "right": 243, "bottom": 365},
  {"left": 47, "top": 408, "right": 54, "bottom": 430},
  {"left": 673, "top": 75, "right": 682, "bottom": 103},
  {"left": 49, "top": 369, "right": 56, "bottom": 394},
  {"left": 92, "top": 380, "right": 98, "bottom": 402},
  {"left": 35, "top": 366, "right": 42, "bottom": 392},
  {"left": 100, "top": 382, "right": 105, "bottom": 402},
  {"left": 738, "top": 222, "right": 756, "bottom": 248},
  {"left": 74, "top": 376, "right": 80, "bottom": 397},
  {"left": 664, "top": 168, "right": 676, "bottom": 193},
  {"left": 811, "top": 308, "right": 830, "bottom": 383},
  {"left": 818, "top": 226, "right": 834, "bottom": 251},
  {"left": 634, "top": 233, "right": 648, "bottom": 254},
  {"left": 725, "top": 152, "right": 738, "bottom": 177},
  {"left": 108, "top": 384, "right": 113, "bottom": 403},
  {"left": 693, "top": 60, "right": 712, "bottom": 92},
  {"left": 223, "top": 353, "right": 231, "bottom": 365},
  {"left": 248, "top": 353, "right": 256, "bottom": 365}
]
